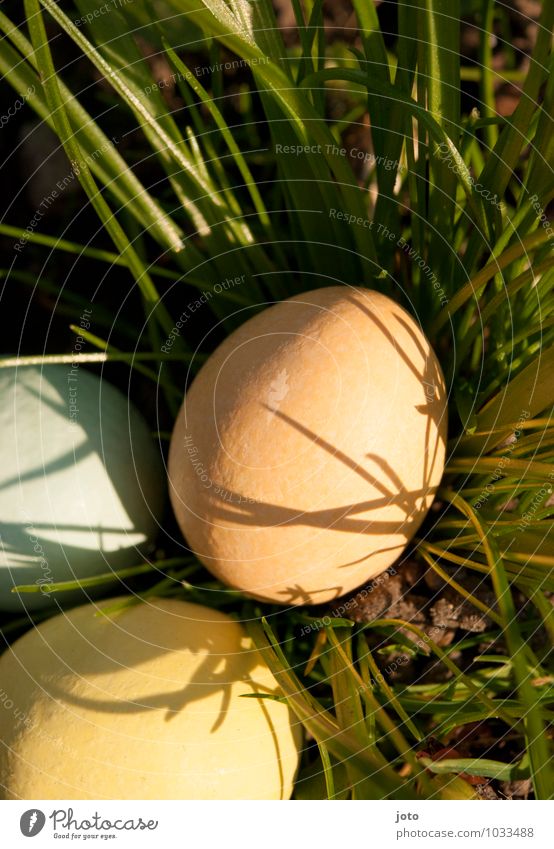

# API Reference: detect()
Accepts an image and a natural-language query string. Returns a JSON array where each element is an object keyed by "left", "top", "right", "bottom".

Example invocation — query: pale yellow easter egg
[{"left": 0, "top": 598, "right": 301, "bottom": 799}]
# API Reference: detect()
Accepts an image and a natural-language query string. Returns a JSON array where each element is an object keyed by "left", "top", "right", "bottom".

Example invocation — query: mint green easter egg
[{"left": 0, "top": 366, "right": 164, "bottom": 611}]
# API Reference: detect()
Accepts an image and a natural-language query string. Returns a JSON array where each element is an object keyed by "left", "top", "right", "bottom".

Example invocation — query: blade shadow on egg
[
  {"left": 0, "top": 365, "right": 165, "bottom": 611},
  {"left": 1, "top": 598, "right": 268, "bottom": 710},
  {"left": 36, "top": 621, "right": 255, "bottom": 733},
  {"left": 0, "top": 521, "right": 158, "bottom": 610},
  {"left": 175, "top": 412, "right": 438, "bottom": 604},
  {"left": 168, "top": 286, "right": 448, "bottom": 605},
  {"left": 0, "top": 599, "right": 301, "bottom": 799}
]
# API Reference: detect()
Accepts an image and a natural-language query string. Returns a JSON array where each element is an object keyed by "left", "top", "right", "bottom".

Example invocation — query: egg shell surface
[
  {"left": 0, "top": 366, "right": 165, "bottom": 611},
  {"left": 169, "top": 286, "right": 448, "bottom": 605},
  {"left": 0, "top": 597, "right": 301, "bottom": 799}
]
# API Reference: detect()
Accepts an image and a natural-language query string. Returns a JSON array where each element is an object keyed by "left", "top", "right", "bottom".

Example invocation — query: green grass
[{"left": 0, "top": 0, "right": 553, "bottom": 799}]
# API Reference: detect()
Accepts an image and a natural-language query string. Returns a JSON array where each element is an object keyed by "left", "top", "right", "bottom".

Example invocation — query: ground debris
[
  {"left": 475, "top": 782, "right": 501, "bottom": 800},
  {"left": 331, "top": 558, "right": 497, "bottom": 638},
  {"left": 498, "top": 779, "right": 533, "bottom": 800}
]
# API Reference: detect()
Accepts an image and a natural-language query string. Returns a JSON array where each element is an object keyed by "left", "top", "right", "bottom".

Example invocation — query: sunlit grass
[{"left": 0, "top": 0, "right": 552, "bottom": 799}]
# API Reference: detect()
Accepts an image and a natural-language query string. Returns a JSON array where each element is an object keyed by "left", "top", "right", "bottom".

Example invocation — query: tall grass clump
[{"left": 0, "top": 0, "right": 552, "bottom": 799}]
